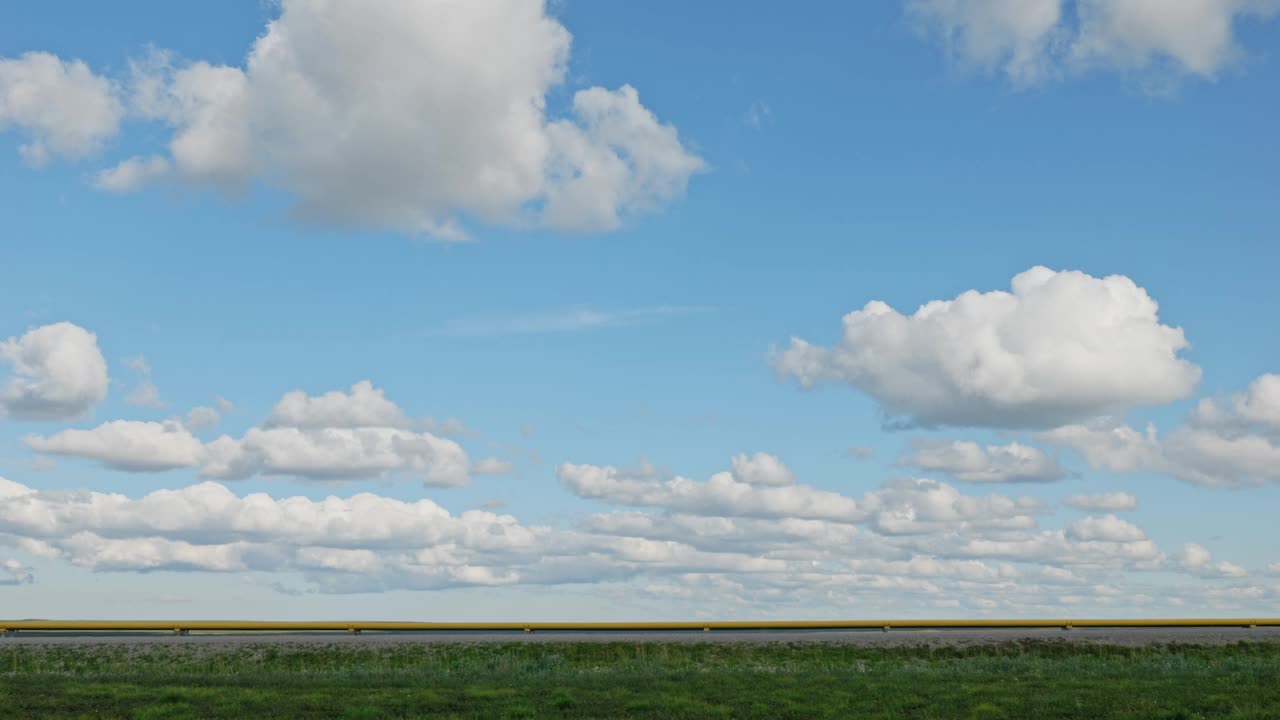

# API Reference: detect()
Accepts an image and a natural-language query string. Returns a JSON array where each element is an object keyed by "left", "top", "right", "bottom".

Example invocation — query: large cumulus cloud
[
  {"left": 92, "top": 0, "right": 703, "bottom": 236},
  {"left": 774, "top": 266, "right": 1200, "bottom": 429}
]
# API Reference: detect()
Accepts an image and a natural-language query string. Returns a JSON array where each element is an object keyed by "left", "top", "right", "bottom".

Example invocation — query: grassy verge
[{"left": 2, "top": 639, "right": 1278, "bottom": 719}]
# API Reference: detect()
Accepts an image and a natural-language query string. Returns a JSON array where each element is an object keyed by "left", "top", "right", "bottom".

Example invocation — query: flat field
[{"left": 2, "top": 637, "right": 1278, "bottom": 719}]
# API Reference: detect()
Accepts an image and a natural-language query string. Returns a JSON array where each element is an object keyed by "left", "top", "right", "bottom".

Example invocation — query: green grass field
[{"left": 2, "top": 638, "right": 1278, "bottom": 719}]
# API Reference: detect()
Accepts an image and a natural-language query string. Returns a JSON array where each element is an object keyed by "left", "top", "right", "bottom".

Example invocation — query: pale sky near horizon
[{"left": 1, "top": 0, "right": 1278, "bottom": 621}]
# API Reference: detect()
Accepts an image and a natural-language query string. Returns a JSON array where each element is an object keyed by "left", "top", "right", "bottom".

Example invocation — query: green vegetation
[{"left": 2, "top": 638, "right": 1278, "bottom": 718}]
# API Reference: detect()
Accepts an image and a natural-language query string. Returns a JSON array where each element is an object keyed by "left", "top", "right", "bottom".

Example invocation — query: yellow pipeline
[{"left": 1, "top": 619, "right": 1277, "bottom": 633}]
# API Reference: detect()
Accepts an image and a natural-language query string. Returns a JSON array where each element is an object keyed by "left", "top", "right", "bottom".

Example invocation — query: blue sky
[{"left": 1, "top": 0, "right": 1277, "bottom": 620}]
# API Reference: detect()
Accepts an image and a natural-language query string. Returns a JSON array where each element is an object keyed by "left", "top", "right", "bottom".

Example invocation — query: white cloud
[
  {"left": 267, "top": 381, "right": 409, "bottom": 430},
  {"left": 1190, "top": 374, "right": 1280, "bottom": 431},
  {"left": 1162, "top": 427, "right": 1280, "bottom": 486},
  {"left": 1, "top": 558, "right": 33, "bottom": 585},
  {"left": 204, "top": 426, "right": 471, "bottom": 487},
  {"left": 929, "top": 528, "right": 1165, "bottom": 569},
  {"left": 558, "top": 458, "right": 861, "bottom": 522},
  {"left": 775, "top": 267, "right": 1200, "bottom": 429},
  {"left": 578, "top": 510, "right": 866, "bottom": 556},
  {"left": 856, "top": 476, "right": 1047, "bottom": 535},
  {"left": 0, "top": 478, "right": 529, "bottom": 579},
  {"left": 0, "top": 52, "right": 122, "bottom": 165},
  {"left": 185, "top": 406, "right": 221, "bottom": 430},
  {"left": 561, "top": 455, "right": 1046, "bottom": 539},
  {"left": 730, "top": 452, "right": 795, "bottom": 487},
  {"left": 94, "top": 154, "right": 170, "bottom": 192},
  {"left": 1045, "top": 374, "right": 1280, "bottom": 487},
  {"left": 0, "top": 477, "right": 799, "bottom": 590},
  {"left": 899, "top": 440, "right": 1064, "bottom": 482},
  {"left": 113, "top": 0, "right": 702, "bottom": 236},
  {"left": 1, "top": 322, "right": 110, "bottom": 421},
  {"left": 908, "top": 0, "right": 1064, "bottom": 85},
  {"left": 1072, "top": 0, "right": 1280, "bottom": 78},
  {"left": 1042, "top": 421, "right": 1164, "bottom": 472},
  {"left": 26, "top": 420, "right": 206, "bottom": 472},
  {"left": 1176, "top": 542, "right": 1248, "bottom": 578},
  {"left": 1040, "top": 565, "right": 1086, "bottom": 584},
  {"left": 540, "top": 85, "right": 706, "bottom": 230},
  {"left": 0, "top": 465, "right": 1266, "bottom": 612},
  {"left": 472, "top": 458, "right": 514, "bottom": 475},
  {"left": 1062, "top": 492, "right": 1138, "bottom": 512},
  {"left": 1067, "top": 514, "right": 1146, "bottom": 543},
  {"left": 25, "top": 382, "right": 472, "bottom": 486},
  {"left": 908, "top": 0, "right": 1280, "bottom": 86},
  {"left": 128, "top": 54, "right": 251, "bottom": 191}
]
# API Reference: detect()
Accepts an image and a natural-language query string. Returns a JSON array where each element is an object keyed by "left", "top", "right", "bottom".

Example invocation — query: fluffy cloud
[
  {"left": 1176, "top": 542, "right": 1248, "bottom": 578},
  {"left": 204, "top": 426, "right": 471, "bottom": 486},
  {"left": 0, "top": 476, "right": 807, "bottom": 590},
  {"left": 1, "top": 322, "right": 110, "bottom": 421},
  {"left": 93, "top": 154, "right": 170, "bottom": 192},
  {"left": 908, "top": 0, "right": 1280, "bottom": 85},
  {"left": 856, "top": 476, "right": 1047, "bottom": 535},
  {"left": 266, "top": 381, "right": 410, "bottom": 430},
  {"left": 603, "top": 488, "right": 1193, "bottom": 609},
  {"left": 1067, "top": 514, "right": 1146, "bottom": 543},
  {"left": 0, "top": 461, "right": 1259, "bottom": 611},
  {"left": 557, "top": 459, "right": 861, "bottom": 522},
  {"left": 26, "top": 420, "right": 206, "bottom": 472},
  {"left": 926, "top": 527, "right": 1166, "bottom": 569},
  {"left": 1062, "top": 492, "right": 1138, "bottom": 512},
  {"left": 101, "top": 0, "right": 702, "bottom": 236},
  {"left": 730, "top": 452, "right": 795, "bottom": 487},
  {"left": 562, "top": 455, "right": 1047, "bottom": 538},
  {"left": 0, "top": 477, "right": 541, "bottom": 579},
  {"left": 539, "top": 85, "right": 705, "bottom": 230},
  {"left": 1045, "top": 374, "right": 1280, "bottom": 487},
  {"left": 1071, "top": 0, "right": 1280, "bottom": 78},
  {"left": 26, "top": 381, "right": 473, "bottom": 487},
  {"left": 578, "top": 510, "right": 866, "bottom": 556},
  {"left": 775, "top": 267, "right": 1199, "bottom": 429},
  {"left": 907, "top": 0, "right": 1064, "bottom": 85},
  {"left": 1190, "top": 374, "right": 1280, "bottom": 431},
  {"left": 0, "top": 52, "right": 122, "bottom": 165},
  {"left": 899, "top": 440, "right": 1064, "bottom": 482}
]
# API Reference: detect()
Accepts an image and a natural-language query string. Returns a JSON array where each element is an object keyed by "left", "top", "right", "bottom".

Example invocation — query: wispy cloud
[
  {"left": 124, "top": 355, "right": 165, "bottom": 408},
  {"left": 745, "top": 100, "right": 772, "bottom": 129},
  {"left": 441, "top": 305, "right": 716, "bottom": 337}
]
